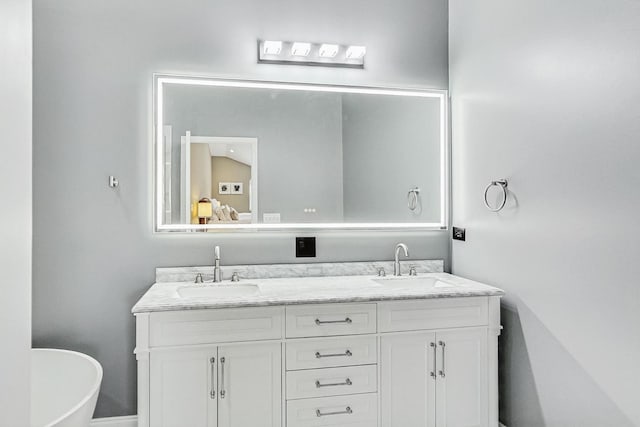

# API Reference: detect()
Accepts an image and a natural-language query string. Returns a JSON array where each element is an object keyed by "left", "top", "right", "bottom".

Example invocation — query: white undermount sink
[
  {"left": 177, "top": 283, "right": 260, "bottom": 298},
  {"left": 372, "top": 276, "right": 453, "bottom": 289}
]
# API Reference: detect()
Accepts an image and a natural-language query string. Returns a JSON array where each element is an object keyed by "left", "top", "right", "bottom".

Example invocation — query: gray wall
[
  {"left": 342, "top": 94, "right": 442, "bottom": 222},
  {"left": 32, "top": 0, "right": 449, "bottom": 417},
  {"left": 0, "top": 0, "right": 32, "bottom": 424},
  {"left": 449, "top": 1, "right": 640, "bottom": 426},
  {"left": 164, "top": 86, "right": 344, "bottom": 223}
]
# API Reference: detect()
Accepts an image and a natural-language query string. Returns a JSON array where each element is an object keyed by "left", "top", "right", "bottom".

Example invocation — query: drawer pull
[
  {"left": 315, "top": 350, "right": 353, "bottom": 359},
  {"left": 316, "top": 406, "right": 353, "bottom": 417},
  {"left": 315, "top": 378, "right": 353, "bottom": 388},
  {"left": 315, "top": 317, "right": 352, "bottom": 325}
]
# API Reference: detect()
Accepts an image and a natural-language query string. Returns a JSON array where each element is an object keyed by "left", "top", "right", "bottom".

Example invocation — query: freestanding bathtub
[{"left": 31, "top": 349, "right": 103, "bottom": 427}]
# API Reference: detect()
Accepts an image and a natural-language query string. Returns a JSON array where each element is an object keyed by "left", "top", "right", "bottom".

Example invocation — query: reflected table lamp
[{"left": 197, "top": 198, "right": 213, "bottom": 224}]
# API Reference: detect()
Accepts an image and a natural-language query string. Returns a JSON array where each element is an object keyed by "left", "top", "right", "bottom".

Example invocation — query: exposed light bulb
[
  {"left": 345, "top": 45, "right": 367, "bottom": 59},
  {"left": 262, "top": 40, "right": 282, "bottom": 55},
  {"left": 291, "top": 42, "right": 312, "bottom": 57},
  {"left": 318, "top": 44, "right": 339, "bottom": 58}
]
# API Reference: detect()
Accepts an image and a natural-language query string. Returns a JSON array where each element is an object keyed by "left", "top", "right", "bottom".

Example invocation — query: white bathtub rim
[{"left": 33, "top": 348, "right": 103, "bottom": 427}]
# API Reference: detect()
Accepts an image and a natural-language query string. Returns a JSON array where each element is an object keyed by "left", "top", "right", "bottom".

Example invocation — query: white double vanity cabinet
[
  {"left": 133, "top": 270, "right": 503, "bottom": 427},
  {"left": 144, "top": 77, "right": 500, "bottom": 426}
]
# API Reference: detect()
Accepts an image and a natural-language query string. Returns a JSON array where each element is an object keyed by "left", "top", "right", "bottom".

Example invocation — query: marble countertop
[{"left": 132, "top": 272, "right": 504, "bottom": 313}]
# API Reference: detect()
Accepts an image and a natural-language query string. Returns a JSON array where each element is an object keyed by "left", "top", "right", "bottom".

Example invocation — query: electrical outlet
[{"left": 453, "top": 227, "right": 466, "bottom": 241}]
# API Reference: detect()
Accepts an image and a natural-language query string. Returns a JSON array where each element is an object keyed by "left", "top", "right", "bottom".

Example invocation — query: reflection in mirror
[
  {"left": 155, "top": 77, "right": 448, "bottom": 231},
  {"left": 176, "top": 135, "right": 257, "bottom": 225}
]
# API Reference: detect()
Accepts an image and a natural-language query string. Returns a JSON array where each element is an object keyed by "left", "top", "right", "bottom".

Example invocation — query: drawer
[
  {"left": 286, "top": 335, "right": 377, "bottom": 370},
  {"left": 286, "top": 304, "right": 376, "bottom": 338},
  {"left": 286, "top": 365, "right": 377, "bottom": 400},
  {"left": 286, "top": 393, "right": 378, "bottom": 427},
  {"left": 378, "top": 297, "right": 488, "bottom": 332},
  {"left": 149, "top": 306, "right": 283, "bottom": 347}
]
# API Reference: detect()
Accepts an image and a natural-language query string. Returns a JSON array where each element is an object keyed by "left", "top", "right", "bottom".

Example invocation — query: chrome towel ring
[
  {"left": 407, "top": 187, "right": 421, "bottom": 211},
  {"left": 484, "top": 179, "right": 508, "bottom": 212}
]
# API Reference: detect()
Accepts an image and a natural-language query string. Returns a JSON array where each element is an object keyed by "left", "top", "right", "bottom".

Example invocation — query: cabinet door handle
[
  {"left": 219, "top": 357, "right": 226, "bottom": 398},
  {"left": 429, "top": 342, "right": 436, "bottom": 379},
  {"left": 209, "top": 357, "right": 216, "bottom": 399},
  {"left": 316, "top": 406, "right": 353, "bottom": 417},
  {"left": 438, "top": 341, "right": 446, "bottom": 378},
  {"left": 315, "top": 317, "right": 352, "bottom": 325},
  {"left": 315, "top": 350, "right": 352, "bottom": 359},
  {"left": 315, "top": 378, "right": 352, "bottom": 388}
]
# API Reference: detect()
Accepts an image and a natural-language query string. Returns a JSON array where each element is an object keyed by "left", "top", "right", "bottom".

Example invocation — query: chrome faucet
[
  {"left": 213, "top": 246, "right": 222, "bottom": 282},
  {"left": 394, "top": 243, "right": 409, "bottom": 276}
]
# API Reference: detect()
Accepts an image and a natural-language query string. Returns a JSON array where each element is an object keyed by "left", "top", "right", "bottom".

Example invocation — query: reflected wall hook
[
  {"left": 484, "top": 179, "right": 508, "bottom": 212},
  {"left": 109, "top": 176, "right": 119, "bottom": 188},
  {"left": 407, "top": 187, "right": 421, "bottom": 211}
]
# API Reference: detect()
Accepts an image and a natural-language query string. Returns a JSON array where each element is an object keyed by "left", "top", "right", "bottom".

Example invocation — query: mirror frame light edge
[{"left": 153, "top": 74, "right": 450, "bottom": 233}]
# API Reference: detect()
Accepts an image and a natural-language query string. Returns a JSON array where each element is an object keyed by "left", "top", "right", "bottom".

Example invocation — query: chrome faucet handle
[
  {"left": 195, "top": 273, "right": 204, "bottom": 284},
  {"left": 409, "top": 265, "right": 418, "bottom": 276},
  {"left": 377, "top": 267, "right": 386, "bottom": 277},
  {"left": 231, "top": 272, "right": 240, "bottom": 282}
]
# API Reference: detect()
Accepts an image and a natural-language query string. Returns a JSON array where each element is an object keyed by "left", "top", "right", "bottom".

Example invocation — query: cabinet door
[
  {"left": 435, "top": 328, "right": 488, "bottom": 427},
  {"left": 381, "top": 332, "right": 436, "bottom": 427},
  {"left": 217, "top": 342, "right": 282, "bottom": 427},
  {"left": 150, "top": 347, "right": 217, "bottom": 427}
]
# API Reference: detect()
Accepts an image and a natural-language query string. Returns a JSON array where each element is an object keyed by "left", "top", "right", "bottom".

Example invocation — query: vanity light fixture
[
  {"left": 257, "top": 40, "right": 366, "bottom": 68},
  {"left": 291, "top": 42, "right": 311, "bottom": 56}
]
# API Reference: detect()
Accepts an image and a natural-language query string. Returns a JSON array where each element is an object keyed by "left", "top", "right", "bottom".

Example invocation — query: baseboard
[
  {"left": 91, "top": 415, "right": 502, "bottom": 427},
  {"left": 90, "top": 415, "right": 137, "bottom": 427}
]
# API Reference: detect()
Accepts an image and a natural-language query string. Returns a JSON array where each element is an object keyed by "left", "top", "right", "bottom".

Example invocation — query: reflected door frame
[{"left": 181, "top": 133, "right": 259, "bottom": 224}]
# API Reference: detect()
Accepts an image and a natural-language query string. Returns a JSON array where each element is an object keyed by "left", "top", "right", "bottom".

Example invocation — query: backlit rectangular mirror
[{"left": 155, "top": 76, "right": 448, "bottom": 231}]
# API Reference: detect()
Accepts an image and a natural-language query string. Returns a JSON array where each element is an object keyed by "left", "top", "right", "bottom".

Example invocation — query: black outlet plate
[
  {"left": 296, "top": 237, "right": 316, "bottom": 257},
  {"left": 453, "top": 227, "right": 466, "bottom": 241}
]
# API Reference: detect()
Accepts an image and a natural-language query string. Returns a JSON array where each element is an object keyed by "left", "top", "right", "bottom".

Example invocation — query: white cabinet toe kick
[{"left": 135, "top": 296, "right": 502, "bottom": 427}]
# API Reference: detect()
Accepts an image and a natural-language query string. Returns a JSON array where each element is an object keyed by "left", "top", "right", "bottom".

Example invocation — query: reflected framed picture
[
  {"left": 218, "top": 182, "right": 231, "bottom": 195},
  {"left": 231, "top": 182, "right": 244, "bottom": 195}
]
